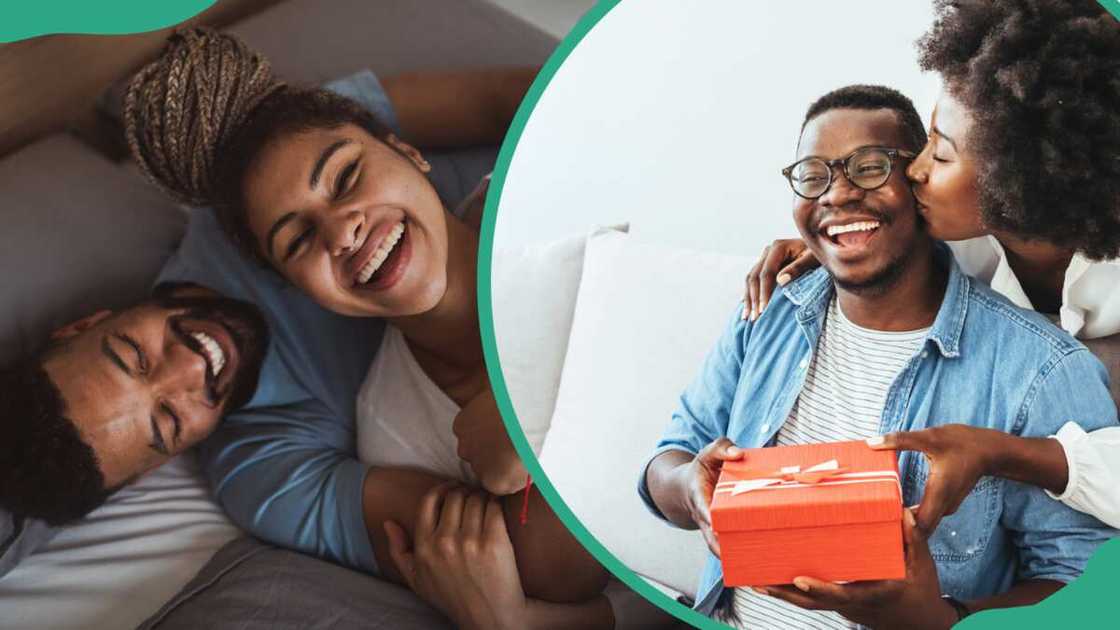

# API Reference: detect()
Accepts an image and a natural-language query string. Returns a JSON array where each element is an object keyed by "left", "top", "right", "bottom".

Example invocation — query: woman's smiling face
[
  {"left": 242, "top": 124, "right": 449, "bottom": 318},
  {"left": 906, "top": 90, "right": 987, "bottom": 242}
]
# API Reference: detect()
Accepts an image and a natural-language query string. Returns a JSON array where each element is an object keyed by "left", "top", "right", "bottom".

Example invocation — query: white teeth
[
  {"left": 357, "top": 222, "right": 406, "bottom": 284},
  {"left": 190, "top": 331, "right": 225, "bottom": 377},
  {"left": 826, "top": 221, "right": 881, "bottom": 237}
]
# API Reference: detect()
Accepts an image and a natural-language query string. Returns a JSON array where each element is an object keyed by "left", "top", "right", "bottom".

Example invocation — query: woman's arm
[
  {"left": 1042, "top": 423, "right": 1120, "bottom": 529},
  {"left": 452, "top": 387, "right": 529, "bottom": 496},
  {"left": 382, "top": 67, "right": 538, "bottom": 149},
  {"left": 378, "top": 482, "right": 613, "bottom": 630},
  {"left": 361, "top": 466, "right": 608, "bottom": 604},
  {"left": 869, "top": 423, "right": 1120, "bottom": 531}
]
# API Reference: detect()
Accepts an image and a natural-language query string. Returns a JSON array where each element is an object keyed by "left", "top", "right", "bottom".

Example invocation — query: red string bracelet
[{"left": 519, "top": 474, "right": 533, "bottom": 525}]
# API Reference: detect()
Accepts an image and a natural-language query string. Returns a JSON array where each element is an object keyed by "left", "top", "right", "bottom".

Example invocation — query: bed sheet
[{"left": 0, "top": 454, "right": 239, "bottom": 630}]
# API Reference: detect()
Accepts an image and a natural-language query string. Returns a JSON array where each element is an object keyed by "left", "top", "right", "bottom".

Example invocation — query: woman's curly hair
[{"left": 918, "top": 0, "right": 1120, "bottom": 260}]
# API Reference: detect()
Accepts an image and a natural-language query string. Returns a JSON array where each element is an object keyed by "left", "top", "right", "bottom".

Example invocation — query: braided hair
[
  {"left": 124, "top": 28, "right": 283, "bottom": 207},
  {"left": 918, "top": 0, "right": 1120, "bottom": 260},
  {"left": 124, "top": 28, "right": 395, "bottom": 257}
]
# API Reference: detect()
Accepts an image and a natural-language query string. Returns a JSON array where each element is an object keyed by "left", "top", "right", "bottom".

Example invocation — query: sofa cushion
[
  {"left": 1083, "top": 334, "right": 1120, "bottom": 407},
  {"left": 492, "top": 229, "right": 598, "bottom": 454},
  {"left": 538, "top": 229, "right": 752, "bottom": 596}
]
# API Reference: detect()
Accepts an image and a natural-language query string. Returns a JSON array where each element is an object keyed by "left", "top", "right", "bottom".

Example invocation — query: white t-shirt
[
  {"left": 733, "top": 298, "right": 928, "bottom": 630},
  {"left": 951, "top": 237, "right": 1120, "bottom": 529},
  {"left": 356, "top": 326, "right": 474, "bottom": 483}
]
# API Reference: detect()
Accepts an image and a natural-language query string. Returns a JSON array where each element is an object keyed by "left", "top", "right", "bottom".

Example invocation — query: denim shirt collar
[{"left": 780, "top": 243, "right": 971, "bottom": 358}]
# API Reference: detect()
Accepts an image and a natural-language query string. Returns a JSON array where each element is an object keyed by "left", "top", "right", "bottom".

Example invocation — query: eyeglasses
[{"left": 781, "top": 147, "right": 915, "bottom": 200}]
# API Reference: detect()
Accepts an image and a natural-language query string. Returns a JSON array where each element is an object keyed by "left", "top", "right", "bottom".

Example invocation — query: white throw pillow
[
  {"left": 538, "top": 229, "right": 752, "bottom": 596},
  {"left": 492, "top": 227, "right": 623, "bottom": 454}
]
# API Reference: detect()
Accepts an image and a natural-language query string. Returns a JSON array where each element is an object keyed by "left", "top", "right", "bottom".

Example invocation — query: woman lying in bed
[{"left": 125, "top": 29, "right": 613, "bottom": 629}]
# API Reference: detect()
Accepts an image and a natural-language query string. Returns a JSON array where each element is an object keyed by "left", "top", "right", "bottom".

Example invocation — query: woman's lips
[
  {"left": 355, "top": 223, "right": 412, "bottom": 293},
  {"left": 346, "top": 214, "right": 405, "bottom": 281},
  {"left": 355, "top": 221, "right": 405, "bottom": 284}
]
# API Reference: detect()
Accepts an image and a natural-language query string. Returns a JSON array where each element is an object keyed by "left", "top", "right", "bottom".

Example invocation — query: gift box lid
[{"left": 710, "top": 440, "right": 901, "bottom": 533}]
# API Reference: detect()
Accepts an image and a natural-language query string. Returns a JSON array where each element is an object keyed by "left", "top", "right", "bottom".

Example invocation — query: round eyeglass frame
[{"left": 780, "top": 146, "right": 916, "bottom": 200}]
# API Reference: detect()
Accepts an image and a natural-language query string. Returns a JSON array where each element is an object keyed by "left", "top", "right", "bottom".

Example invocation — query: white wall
[{"left": 494, "top": 0, "right": 942, "bottom": 257}]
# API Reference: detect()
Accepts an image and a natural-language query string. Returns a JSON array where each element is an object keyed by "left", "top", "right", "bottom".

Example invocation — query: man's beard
[
  {"left": 832, "top": 249, "right": 913, "bottom": 297},
  {"left": 153, "top": 288, "right": 270, "bottom": 411}
]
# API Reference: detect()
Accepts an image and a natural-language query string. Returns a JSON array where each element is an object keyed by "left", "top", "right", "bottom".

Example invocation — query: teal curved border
[
  {"left": 1102, "top": 0, "right": 1120, "bottom": 20},
  {"left": 1, "top": 1, "right": 214, "bottom": 43},
  {"left": 478, "top": 3, "right": 723, "bottom": 627},
  {"left": 477, "top": 1, "right": 1120, "bottom": 629}
]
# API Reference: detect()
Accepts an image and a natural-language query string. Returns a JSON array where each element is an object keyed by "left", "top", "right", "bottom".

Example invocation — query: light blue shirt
[
  {"left": 639, "top": 247, "right": 1119, "bottom": 616},
  {"left": 156, "top": 71, "right": 399, "bottom": 575}
]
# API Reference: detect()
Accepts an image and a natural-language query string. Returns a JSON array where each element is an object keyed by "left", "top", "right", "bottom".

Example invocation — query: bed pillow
[
  {"left": 538, "top": 229, "right": 752, "bottom": 596},
  {"left": 0, "top": 135, "right": 186, "bottom": 365},
  {"left": 0, "top": 454, "right": 240, "bottom": 630}
]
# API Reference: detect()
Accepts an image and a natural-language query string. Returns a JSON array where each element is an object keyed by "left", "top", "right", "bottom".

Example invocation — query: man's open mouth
[
  {"left": 190, "top": 330, "right": 226, "bottom": 379},
  {"left": 177, "top": 319, "right": 240, "bottom": 403},
  {"left": 822, "top": 220, "right": 882, "bottom": 248}
]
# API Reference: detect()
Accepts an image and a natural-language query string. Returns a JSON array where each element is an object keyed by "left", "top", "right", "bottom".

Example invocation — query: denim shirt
[{"left": 638, "top": 250, "right": 1119, "bottom": 616}]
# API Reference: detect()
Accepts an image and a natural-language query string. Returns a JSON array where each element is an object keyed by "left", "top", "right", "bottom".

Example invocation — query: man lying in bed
[
  {"left": 0, "top": 286, "right": 269, "bottom": 578},
  {"left": 1, "top": 66, "right": 617, "bottom": 628}
]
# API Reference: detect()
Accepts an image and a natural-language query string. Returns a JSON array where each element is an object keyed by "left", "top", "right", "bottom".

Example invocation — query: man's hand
[
  {"left": 867, "top": 425, "right": 1003, "bottom": 534},
  {"left": 743, "top": 238, "right": 817, "bottom": 321},
  {"left": 682, "top": 438, "right": 745, "bottom": 557},
  {"left": 761, "top": 508, "right": 958, "bottom": 630},
  {"left": 385, "top": 483, "right": 529, "bottom": 630},
  {"left": 452, "top": 389, "right": 527, "bottom": 496}
]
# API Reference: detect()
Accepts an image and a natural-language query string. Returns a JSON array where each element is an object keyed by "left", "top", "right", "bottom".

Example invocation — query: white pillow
[
  {"left": 0, "top": 453, "right": 239, "bottom": 630},
  {"left": 538, "top": 229, "right": 752, "bottom": 596},
  {"left": 492, "top": 227, "right": 623, "bottom": 454}
]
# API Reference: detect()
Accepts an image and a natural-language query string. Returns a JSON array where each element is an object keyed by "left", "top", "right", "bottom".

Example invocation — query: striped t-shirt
[{"left": 731, "top": 297, "right": 929, "bottom": 630}]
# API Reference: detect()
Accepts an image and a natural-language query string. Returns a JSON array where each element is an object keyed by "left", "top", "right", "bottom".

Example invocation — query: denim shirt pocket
[{"left": 906, "top": 464, "right": 1000, "bottom": 563}]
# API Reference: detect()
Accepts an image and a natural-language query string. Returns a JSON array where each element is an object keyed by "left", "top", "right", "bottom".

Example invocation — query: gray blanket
[{"left": 137, "top": 537, "right": 452, "bottom": 630}]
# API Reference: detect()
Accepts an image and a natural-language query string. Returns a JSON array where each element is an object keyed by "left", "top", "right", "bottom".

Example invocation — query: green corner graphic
[
  {"left": 478, "top": 1, "right": 1120, "bottom": 629},
  {"left": 1100, "top": 0, "right": 1120, "bottom": 20},
  {"left": 1, "top": 1, "right": 214, "bottom": 43}
]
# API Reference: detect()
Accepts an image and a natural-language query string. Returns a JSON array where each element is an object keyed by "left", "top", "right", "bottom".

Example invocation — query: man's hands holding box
[
  {"left": 652, "top": 437, "right": 966, "bottom": 628},
  {"left": 760, "top": 507, "right": 958, "bottom": 630}
]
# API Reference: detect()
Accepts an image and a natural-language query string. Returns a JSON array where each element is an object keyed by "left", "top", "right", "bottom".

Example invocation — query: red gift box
[{"left": 709, "top": 440, "right": 905, "bottom": 587}]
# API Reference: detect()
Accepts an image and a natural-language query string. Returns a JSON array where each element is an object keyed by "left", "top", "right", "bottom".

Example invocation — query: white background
[{"left": 493, "top": 0, "right": 943, "bottom": 257}]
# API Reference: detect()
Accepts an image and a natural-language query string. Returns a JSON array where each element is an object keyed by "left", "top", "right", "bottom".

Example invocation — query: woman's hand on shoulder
[
  {"left": 743, "top": 238, "right": 817, "bottom": 321},
  {"left": 453, "top": 389, "right": 528, "bottom": 496}
]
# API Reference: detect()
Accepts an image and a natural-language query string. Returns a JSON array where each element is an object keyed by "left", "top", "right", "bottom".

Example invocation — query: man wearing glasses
[{"left": 639, "top": 85, "right": 1118, "bottom": 629}]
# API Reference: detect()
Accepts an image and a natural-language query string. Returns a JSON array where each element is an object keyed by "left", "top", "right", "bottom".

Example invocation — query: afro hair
[
  {"left": 802, "top": 84, "right": 929, "bottom": 153},
  {"left": 918, "top": 0, "right": 1120, "bottom": 260},
  {"left": 0, "top": 360, "right": 109, "bottom": 525}
]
